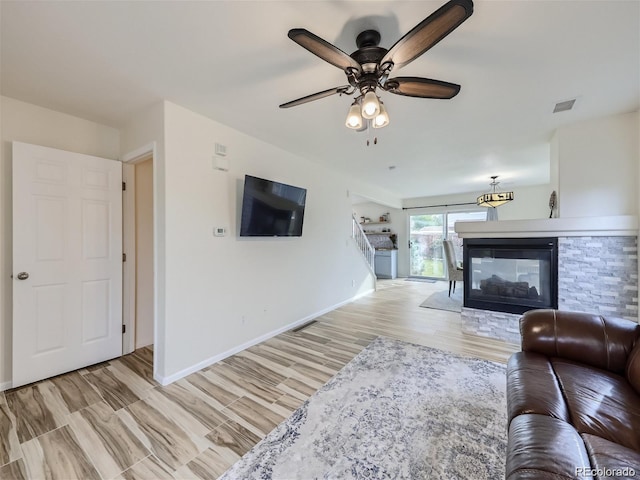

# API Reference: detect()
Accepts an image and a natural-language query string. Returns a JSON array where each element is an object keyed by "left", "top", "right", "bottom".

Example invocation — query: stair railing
[{"left": 352, "top": 215, "right": 375, "bottom": 273}]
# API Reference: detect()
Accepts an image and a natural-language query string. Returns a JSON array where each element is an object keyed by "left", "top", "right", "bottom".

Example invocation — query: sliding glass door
[
  {"left": 409, "top": 211, "right": 486, "bottom": 278},
  {"left": 409, "top": 214, "right": 445, "bottom": 278}
]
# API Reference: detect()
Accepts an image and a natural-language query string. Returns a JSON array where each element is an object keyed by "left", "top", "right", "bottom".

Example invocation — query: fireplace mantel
[{"left": 455, "top": 215, "right": 638, "bottom": 239}]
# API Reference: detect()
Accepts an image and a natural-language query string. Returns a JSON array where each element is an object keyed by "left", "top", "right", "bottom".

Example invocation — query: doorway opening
[{"left": 122, "top": 145, "right": 156, "bottom": 373}]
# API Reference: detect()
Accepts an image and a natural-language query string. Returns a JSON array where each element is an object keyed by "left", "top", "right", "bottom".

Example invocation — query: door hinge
[
  {"left": 122, "top": 181, "right": 126, "bottom": 191},
  {"left": 123, "top": 253, "right": 127, "bottom": 262},
  {"left": 122, "top": 324, "right": 126, "bottom": 334}
]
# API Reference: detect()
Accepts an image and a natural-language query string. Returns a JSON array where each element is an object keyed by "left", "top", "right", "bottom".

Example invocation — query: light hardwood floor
[{"left": 0, "top": 279, "right": 519, "bottom": 479}]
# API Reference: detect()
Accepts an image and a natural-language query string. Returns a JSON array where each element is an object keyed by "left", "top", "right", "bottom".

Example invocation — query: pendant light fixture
[{"left": 477, "top": 176, "right": 514, "bottom": 207}]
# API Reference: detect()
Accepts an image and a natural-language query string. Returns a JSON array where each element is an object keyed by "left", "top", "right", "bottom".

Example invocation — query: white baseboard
[
  {"left": 0, "top": 381, "right": 12, "bottom": 392},
  {"left": 154, "top": 289, "right": 375, "bottom": 386}
]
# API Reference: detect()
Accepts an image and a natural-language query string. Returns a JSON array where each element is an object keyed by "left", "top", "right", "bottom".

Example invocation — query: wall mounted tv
[{"left": 239, "top": 175, "right": 307, "bottom": 237}]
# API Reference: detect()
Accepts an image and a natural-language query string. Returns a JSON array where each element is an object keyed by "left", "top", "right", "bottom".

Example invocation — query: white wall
[
  {"left": 135, "top": 158, "right": 154, "bottom": 348},
  {"left": 0, "top": 96, "right": 120, "bottom": 387},
  {"left": 349, "top": 188, "right": 402, "bottom": 211},
  {"left": 556, "top": 111, "right": 638, "bottom": 218},
  {"left": 352, "top": 203, "right": 399, "bottom": 233},
  {"left": 497, "top": 184, "right": 554, "bottom": 221},
  {"left": 550, "top": 130, "right": 560, "bottom": 215},
  {"left": 157, "top": 101, "right": 377, "bottom": 382}
]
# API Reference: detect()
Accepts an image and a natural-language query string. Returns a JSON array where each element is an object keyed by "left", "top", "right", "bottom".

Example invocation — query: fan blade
[
  {"left": 279, "top": 86, "right": 351, "bottom": 108},
  {"left": 380, "top": 0, "right": 473, "bottom": 72},
  {"left": 383, "top": 77, "right": 461, "bottom": 99},
  {"left": 288, "top": 29, "right": 362, "bottom": 74}
]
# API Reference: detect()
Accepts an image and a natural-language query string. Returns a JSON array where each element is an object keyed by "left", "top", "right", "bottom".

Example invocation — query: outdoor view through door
[{"left": 409, "top": 211, "right": 486, "bottom": 278}]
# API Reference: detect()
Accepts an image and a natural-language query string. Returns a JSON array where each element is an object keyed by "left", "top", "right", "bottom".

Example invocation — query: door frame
[
  {"left": 121, "top": 142, "right": 156, "bottom": 356},
  {"left": 406, "top": 208, "right": 487, "bottom": 279}
]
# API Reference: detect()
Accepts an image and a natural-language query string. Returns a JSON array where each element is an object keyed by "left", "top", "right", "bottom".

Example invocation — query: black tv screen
[{"left": 240, "top": 175, "right": 307, "bottom": 237}]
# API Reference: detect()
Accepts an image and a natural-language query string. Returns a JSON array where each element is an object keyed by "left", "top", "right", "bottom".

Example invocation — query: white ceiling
[{"left": 2, "top": 1, "right": 638, "bottom": 200}]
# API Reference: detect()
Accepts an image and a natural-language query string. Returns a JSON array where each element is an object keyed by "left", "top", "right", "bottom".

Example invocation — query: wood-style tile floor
[{"left": 0, "top": 279, "right": 519, "bottom": 479}]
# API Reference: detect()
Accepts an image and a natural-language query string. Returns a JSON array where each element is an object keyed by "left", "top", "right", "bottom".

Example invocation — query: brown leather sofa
[{"left": 506, "top": 309, "right": 640, "bottom": 480}]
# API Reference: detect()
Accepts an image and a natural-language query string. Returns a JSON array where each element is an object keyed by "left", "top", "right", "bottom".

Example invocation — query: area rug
[
  {"left": 220, "top": 337, "right": 507, "bottom": 480},
  {"left": 420, "top": 288, "right": 463, "bottom": 312}
]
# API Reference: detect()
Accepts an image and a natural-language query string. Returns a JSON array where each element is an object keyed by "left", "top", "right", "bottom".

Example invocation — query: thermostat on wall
[{"left": 214, "top": 227, "right": 226, "bottom": 237}]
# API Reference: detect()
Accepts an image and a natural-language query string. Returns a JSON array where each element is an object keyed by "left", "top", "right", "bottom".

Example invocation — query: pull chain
[{"left": 365, "top": 120, "right": 378, "bottom": 146}]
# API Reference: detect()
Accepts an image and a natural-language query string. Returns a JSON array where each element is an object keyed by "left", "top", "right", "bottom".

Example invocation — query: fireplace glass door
[{"left": 463, "top": 238, "right": 558, "bottom": 314}]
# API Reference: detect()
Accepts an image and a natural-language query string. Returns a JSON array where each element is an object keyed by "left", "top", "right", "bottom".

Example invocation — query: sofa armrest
[{"left": 520, "top": 309, "right": 640, "bottom": 374}]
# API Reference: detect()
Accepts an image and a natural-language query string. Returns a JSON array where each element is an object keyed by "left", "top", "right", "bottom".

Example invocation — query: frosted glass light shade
[
  {"left": 373, "top": 103, "right": 389, "bottom": 128},
  {"left": 361, "top": 91, "right": 380, "bottom": 119},
  {"left": 345, "top": 102, "right": 363, "bottom": 129}
]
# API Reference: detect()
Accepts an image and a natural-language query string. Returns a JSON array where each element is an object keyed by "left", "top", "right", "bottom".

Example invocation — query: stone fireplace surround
[{"left": 455, "top": 216, "right": 639, "bottom": 344}]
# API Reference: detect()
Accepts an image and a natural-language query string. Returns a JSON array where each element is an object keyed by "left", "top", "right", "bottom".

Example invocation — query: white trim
[
  {"left": 153, "top": 289, "right": 375, "bottom": 386},
  {"left": 121, "top": 163, "right": 136, "bottom": 355},
  {"left": 455, "top": 215, "right": 639, "bottom": 238},
  {"left": 121, "top": 142, "right": 155, "bottom": 164},
  {"left": 121, "top": 143, "right": 157, "bottom": 370},
  {"left": 0, "top": 381, "right": 12, "bottom": 392}
]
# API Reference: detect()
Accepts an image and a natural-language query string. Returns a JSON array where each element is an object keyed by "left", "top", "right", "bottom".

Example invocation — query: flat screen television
[{"left": 239, "top": 175, "right": 307, "bottom": 237}]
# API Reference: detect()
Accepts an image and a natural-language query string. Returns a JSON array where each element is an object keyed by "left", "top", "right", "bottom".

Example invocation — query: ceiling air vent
[{"left": 553, "top": 99, "right": 576, "bottom": 113}]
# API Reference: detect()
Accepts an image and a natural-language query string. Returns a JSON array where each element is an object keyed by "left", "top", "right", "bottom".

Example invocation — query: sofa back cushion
[
  {"left": 553, "top": 358, "right": 640, "bottom": 452},
  {"left": 627, "top": 341, "right": 640, "bottom": 394},
  {"left": 521, "top": 310, "right": 640, "bottom": 374}
]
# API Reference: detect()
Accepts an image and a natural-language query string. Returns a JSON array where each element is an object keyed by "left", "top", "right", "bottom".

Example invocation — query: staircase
[{"left": 352, "top": 215, "right": 376, "bottom": 279}]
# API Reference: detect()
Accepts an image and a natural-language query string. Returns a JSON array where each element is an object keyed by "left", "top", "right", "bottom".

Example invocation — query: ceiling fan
[{"left": 279, "top": 0, "right": 474, "bottom": 131}]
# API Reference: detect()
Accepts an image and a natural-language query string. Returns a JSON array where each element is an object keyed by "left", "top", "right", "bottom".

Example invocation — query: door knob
[{"left": 16, "top": 272, "right": 29, "bottom": 280}]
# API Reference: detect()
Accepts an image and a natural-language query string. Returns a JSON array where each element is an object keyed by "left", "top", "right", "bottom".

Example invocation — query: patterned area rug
[
  {"left": 220, "top": 337, "right": 507, "bottom": 480},
  {"left": 419, "top": 288, "right": 463, "bottom": 312}
]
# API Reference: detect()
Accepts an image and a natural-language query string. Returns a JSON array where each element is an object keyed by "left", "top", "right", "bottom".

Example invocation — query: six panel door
[{"left": 12, "top": 141, "right": 123, "bottom": 388}]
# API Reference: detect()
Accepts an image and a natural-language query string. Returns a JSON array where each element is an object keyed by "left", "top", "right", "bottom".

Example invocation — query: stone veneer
[
  {"left": 558, "top": 236, "right": 638, "bottom": 320},
  {"left": 461, "top": 307, "right": 521, "bottom": 344},
  {"left": 461, "top": 235, "right": 639, "bottom": 343}
]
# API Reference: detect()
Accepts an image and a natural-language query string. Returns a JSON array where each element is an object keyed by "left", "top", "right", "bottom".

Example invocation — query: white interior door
[{"left": 12, "top": 142, "right": 123, "bottom": 388}]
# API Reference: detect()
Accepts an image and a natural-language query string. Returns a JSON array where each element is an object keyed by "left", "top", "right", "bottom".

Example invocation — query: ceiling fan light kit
[
  {"left": 279, "top": 0, "right": 474, "bottom": 136},
  {"left": 477, "top": 176, "right": 515, "bottom": 208}
]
